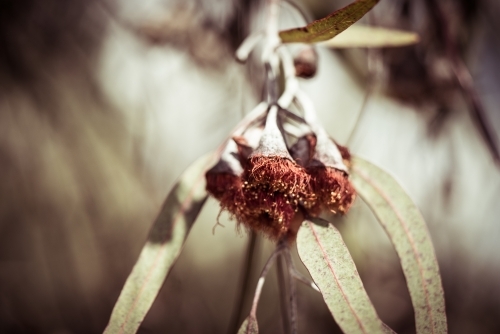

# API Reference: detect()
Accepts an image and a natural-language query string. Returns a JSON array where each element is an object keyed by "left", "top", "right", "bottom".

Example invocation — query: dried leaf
[
  {"left": 297, "top": 219, "right": 387, "bottom": 334},
  {"left": 350, "top": 156, "right": 448, "bottom": 334},
  {"left": 279, "top": 0, "right": 379, "bottom": 44},
  {"left": 320, "top": 24, "right": 419, "bottom": 48},
  {"left": 104, "top": 153, "right": 216, "bottom": 334},
  {"left": 237, "top": 315, "right": 259, "bottom": 334}
]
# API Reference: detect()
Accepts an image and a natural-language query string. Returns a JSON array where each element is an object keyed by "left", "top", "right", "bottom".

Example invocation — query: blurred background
[{"left": 0, "top": 0, "right": 499, "bottom": 333}]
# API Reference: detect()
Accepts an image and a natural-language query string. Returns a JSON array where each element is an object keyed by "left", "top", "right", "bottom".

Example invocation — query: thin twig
[
  {"left": 226, "top": 232, "right": 258, "bottom": 334},
  {"left": 346, "top": 79, "right": 374, "bottom": 146},
  {"left": 276, "top": 253, "right": 292, "bottom": 334},
  {"left": 425, "top": 0, "right": 500, "bottom": 163},
  {"left": 277, "top": 46, "right": 299, "bottom": 108},
  {"left": 249, "top": 243, "right": 284, "bottom": 318},
  {"left": 346, "top": 29, "right": 381, "bottom": 146},
  {"left": 452, "top": 58, "right": 500, "bottom": 163},
  {"left": 291, "top": 269, "right": 320, "bottom": 292},
  {"left": 284, "top": 248, "right": 298, "bottom": 334},
  {"left": 236, "top": 32, "right": 265, "bottom": 62}
]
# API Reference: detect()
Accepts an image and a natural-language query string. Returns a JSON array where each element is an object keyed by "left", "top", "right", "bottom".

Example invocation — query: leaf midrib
[
  {"left": 307, "top": 221, "right": 368, "bottom": 334},
  {"left": 353, "top": 166, "right": 436, "bottom": 334}
]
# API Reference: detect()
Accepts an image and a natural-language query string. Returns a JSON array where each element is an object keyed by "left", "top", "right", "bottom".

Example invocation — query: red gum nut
[{"left": 307, "top": 166, "right": 356, "bottom": 214}]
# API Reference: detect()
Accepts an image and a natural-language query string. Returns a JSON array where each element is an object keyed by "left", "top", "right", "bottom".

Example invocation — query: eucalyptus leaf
[
  {"left": 279, "top": 0, "right": 379, "bottom": 44},
  {"left": 350, "top": 156, "right": 448, "bottom": 334},
  {"left": 297, "top": 219, "right": 388, "bottom": 334},
  {"left": 237, "top": 315, "right": 259, "bottom": 334},
  {"left": 104, "top": 153, "right": 216, "bottom": 334},
  {"left": 320, "top": 24, "right": 419, "bottom": 48}
]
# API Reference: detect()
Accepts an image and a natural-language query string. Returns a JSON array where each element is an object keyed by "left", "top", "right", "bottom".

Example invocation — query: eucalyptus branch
[
  {"left": 283, "top": 248, "right": 298, "bottom": 334},
  {"left": 236, "top": 32, "right": 265, "bottom": 62},
  {"left": 291, "top": 269, "right": 320, "bottom": 292},
  {"left": 249, "top": 243, "right": 284, "bottom": 318},
  {"left": 346, "top": 29, "right": 381, "bottom": 146},
  {"left": 285, "top": 251, "right": 320, "bottom": 292},
  {"left": 277, "top": 46, "right": 299, "bottom": 108},
  {"left": 262, "top": 0, "right": 281, "bottom": 62},
  {"left": 425, "top": 0, "right": 500, "bottom": 163},
  {"left": 226, "top": 232, "right": 259, "bottom": 334},
  {"left": 276, "top": 254, "right": 292, "bottom": 334}
]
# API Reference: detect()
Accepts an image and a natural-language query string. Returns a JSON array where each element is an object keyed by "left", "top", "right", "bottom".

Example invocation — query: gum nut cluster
[{"left": 206, "top": 107, "right": 356, "bottom": 241}]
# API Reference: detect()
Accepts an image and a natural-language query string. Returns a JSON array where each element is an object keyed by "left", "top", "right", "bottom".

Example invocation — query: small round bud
[{"left": 293, "top": 46, "right": 318, "bottom": 79}]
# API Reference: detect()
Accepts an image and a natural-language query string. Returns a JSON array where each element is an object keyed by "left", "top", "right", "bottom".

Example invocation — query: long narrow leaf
[
  {"left": 104, "top": 153, "right": 216, "bottom": 334},
  {"left": 350, "top": 156, "right": 447, "bottom": 334},
  {"left": 297, "top": 220, "right": 387, "bottom": 334},
  {"left": 279, "top": 0, "right": 379, "bottom": 44},
  {"left": 320, "top": 24, "right": 419, "bottom": 48},
  {"left": 237, "top": 315, "right": 259, "bottom": 334}
]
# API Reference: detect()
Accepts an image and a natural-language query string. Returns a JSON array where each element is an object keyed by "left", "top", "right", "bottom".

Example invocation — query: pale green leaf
[
  {"left": 237, "top": 315, "right": 259, "bottom": 334},
  {"left": 350, "top": 156, "right": 448, "bottom": 334},
  {"left": 320, "top": 24, "right": 419, "bottom": 48},
  {"left": 279, "top": 0, "right": 379, "bottom": 44},
  {"left": 297, "top": 219, "right": 387, "bottom": 334},
  {"left": 104, "top": 153, "right": 216, "bottom": 334}
]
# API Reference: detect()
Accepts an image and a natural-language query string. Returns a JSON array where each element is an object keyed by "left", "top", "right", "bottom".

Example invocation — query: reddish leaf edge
[
  {"left": 305, "top": 220, "right": 369, "bottom": 333},
  {"left": 279, "top": 0, "right": 380, "bottom": 44},
  {"left": 351, "top": 162, "right": 447, "bottom": 334}
]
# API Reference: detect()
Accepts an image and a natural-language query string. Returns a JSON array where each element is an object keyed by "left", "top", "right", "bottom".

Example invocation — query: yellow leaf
[
  {"left": 320, "top": 24, "right": 419, "bottom": 48},
  {"left": 279, "top": 0, "right": 379, "bottom": 44}
]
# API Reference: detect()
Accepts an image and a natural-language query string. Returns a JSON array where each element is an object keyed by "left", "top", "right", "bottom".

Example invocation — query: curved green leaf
[
  {"left": 237, "top": 315, "right": 259, "bottom": 334},
  {"left": 279, "top": 0, "right": 379, "bottom": 44},
  {"left": 350, "top": 156, "right": 448, "bottom": 334},
  {"left": 104, "top": 153, "right": 216, "bottom": 334},
  {"left": 297, "top": 219, "right": 387, "bottom": 334},
  {"left": 320, "top": 24, "right": 419, "bottom": 48}
]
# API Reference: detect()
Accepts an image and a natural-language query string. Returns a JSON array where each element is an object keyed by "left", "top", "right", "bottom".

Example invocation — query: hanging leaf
[
  {"left": 279, "top": 0, "right": 380, "bottom": 44},
  {"left": 320, "top": 24, "right": 419, "bottom": 48},
  {"left": 104, "top": 153, "right": 216, "bottom": 334},
  {"left": 350, "top": 156, "right": 448, "bottom": 334},
  {"left": 297, "top": 219, "right": 388, "bottom": 334},
  {"left": 237, "top": 315, "right": 259, "bottom": 334}
]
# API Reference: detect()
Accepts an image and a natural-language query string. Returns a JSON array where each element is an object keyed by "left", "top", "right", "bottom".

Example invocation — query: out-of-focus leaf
[
  {"left": 104, "top": 153, "right": 216, "bottom": 334},
  {"left": 297, "top": 219, "right": 387, "bottom": 334},
  {"left": 279, "top": 0, "right": 379, "bottom": 44},
  {"left": 237, "top": 315, "right": 259, "bottom": 334},
  {"left": 350, "top": 156, "right": 448, "bottom": 334},
  {"left": 320, "top": 24, "right": 419, "bottom": 48}
]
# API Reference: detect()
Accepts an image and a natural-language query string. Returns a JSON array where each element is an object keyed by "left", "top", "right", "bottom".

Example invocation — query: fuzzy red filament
[
  {"left": 236, "top": 155, "right": 316, "bottom": 240},
  {"left": 205, "top": 171, "right": 244, "bottom": 215},
  {"left": 307, "top": 166, "right": 356, "bottom": 214}
]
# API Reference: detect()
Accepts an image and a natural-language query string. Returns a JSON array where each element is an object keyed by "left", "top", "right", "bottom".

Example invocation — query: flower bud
[
  {"left": 306, "top": 127, "right": 356, "bottom": 214},
  {"left": 238, "top": 106, "right": 316, "bottom": 240},
  {"left": 206, "top": 139, "right": 244, "bottom": 215},
  {"left": 293, "top": 45, "right": 318, "bottom": 79}
]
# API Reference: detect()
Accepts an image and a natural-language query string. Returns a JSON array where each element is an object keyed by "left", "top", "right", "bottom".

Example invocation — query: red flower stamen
[{"left": 308, "top": 166, "right": 356, "bottom": 214}]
